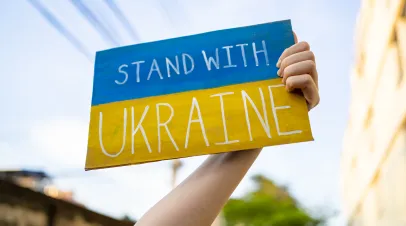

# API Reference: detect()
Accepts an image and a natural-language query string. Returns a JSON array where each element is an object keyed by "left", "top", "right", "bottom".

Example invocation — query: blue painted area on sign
[{"left": 91, "top": 20, "right": 294, "bottom": 106}]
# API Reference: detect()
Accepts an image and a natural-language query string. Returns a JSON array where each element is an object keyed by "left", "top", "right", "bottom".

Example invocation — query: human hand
[
  {"left": 276, "top": 32, "right": 320, "bottom": 111},
  {"left": 214, "top": 33, "right": 318, "bottom": 164}
]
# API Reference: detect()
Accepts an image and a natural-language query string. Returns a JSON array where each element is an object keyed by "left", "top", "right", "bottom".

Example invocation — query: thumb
[{"left": 293, "top": 31, "right": 298, "bottom": 43}]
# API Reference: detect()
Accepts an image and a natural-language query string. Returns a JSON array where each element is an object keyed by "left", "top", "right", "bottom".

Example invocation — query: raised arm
[
  {"left": 135, "top": 34, "right": 319, "bottom": 226},
  {"left": 136, "top": 148, "right": 262, "bottom": 226}
]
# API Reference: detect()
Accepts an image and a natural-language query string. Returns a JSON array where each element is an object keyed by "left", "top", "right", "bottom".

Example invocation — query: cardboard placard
[{"left": 85, "top": 19, "right": 313, "bottom": 170}]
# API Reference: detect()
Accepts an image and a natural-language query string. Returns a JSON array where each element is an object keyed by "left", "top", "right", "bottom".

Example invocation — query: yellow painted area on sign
[{"left": 85, "top": 78, "right": 313, "bottom": 170}]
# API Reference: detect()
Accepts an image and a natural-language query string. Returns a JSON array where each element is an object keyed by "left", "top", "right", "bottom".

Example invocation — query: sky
[{"left": 0, "top": 0, "right": 360, "bottom": 225}]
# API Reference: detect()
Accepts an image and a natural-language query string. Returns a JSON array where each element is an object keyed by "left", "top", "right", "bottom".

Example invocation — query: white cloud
[
  {"left": 29, "top": 118, "right": 88, "bottom": 169},
  {"left": 0, "top": 140, "right": 45, "bottom": 169},
  {"left": 0, "top": 141, "right": 19, "bottom": 168}
]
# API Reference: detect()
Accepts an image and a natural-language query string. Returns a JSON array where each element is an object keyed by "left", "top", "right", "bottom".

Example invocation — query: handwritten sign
[{"left": 85, "top": 20, "right": 313, "bottom": 170}]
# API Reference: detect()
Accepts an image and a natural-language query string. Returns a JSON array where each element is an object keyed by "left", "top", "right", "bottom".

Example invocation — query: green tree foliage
[{"left": 223, "top": 175, "right": 326, "bottom": 226}]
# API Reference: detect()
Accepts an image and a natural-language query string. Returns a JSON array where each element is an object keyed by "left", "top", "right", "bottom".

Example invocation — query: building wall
[
  {"left": 0, "top": 179, "right": 135, "bottom": 226},
  {"left": 0, "top": 203, "right": 48, "bottom": 226},
  {"left": 341, "top": 0, "right": 406, "bottom": 225},
  {"left": 0, "top": 202, "right": 104, "bottom": 226}
]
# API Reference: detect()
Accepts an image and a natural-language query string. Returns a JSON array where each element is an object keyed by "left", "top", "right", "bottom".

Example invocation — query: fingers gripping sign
[{"left": 276, "top": 32, "right": 320, "bottom": 110}]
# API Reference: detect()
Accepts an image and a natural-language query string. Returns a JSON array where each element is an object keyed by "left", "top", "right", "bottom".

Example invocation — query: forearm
[{"left": 136, "top": 148, "right": 262, "bottom": 226}]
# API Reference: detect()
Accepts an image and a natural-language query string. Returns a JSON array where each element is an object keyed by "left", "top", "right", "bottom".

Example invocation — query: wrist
[
  {"left": 219, "top": 148, "right": 262, "bottom": 160},
  {"left": 205, "top": 148, "right": 262, "bottom": 169}
]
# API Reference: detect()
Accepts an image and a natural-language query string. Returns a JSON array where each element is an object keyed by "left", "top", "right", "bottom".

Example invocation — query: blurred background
[{"left": 0, "top": 0, "right": 405, "bottom": 225}]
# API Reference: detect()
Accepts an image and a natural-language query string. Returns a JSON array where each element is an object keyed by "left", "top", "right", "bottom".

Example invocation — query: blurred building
[
  {"left": 0, "top": 169, "right": 51, "bottom": 191},
  {"left": 0, "top": 169, "right": 79, "bottom": 204},
  {"left": 0, "top": 178, "right": 135, "bottom": 226},
  {"left": 342, "top": 0, "right": 406, "bottom": 225}
]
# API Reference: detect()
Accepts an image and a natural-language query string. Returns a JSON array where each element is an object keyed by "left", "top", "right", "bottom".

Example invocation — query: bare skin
[{"left": 135, "top": 33, "right": 320, "bottom": 226}]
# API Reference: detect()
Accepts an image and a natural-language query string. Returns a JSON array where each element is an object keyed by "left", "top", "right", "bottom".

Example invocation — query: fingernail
[
  {"left": 276, "top": 60, "right": 281, "bottom": 68},
  {"left": 277, "top": 69, "right": 281, "bottom": 77}
]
